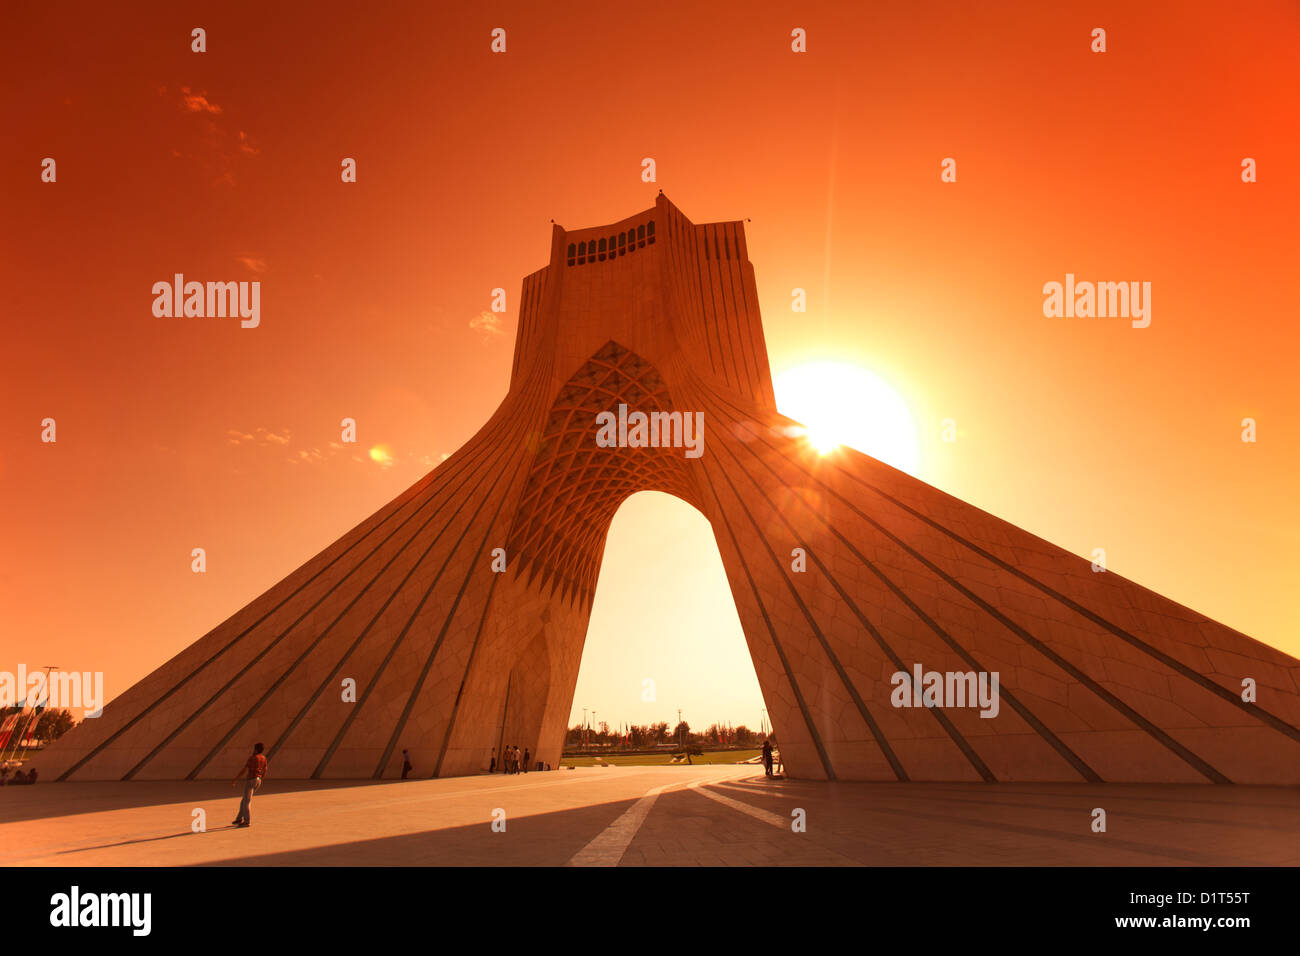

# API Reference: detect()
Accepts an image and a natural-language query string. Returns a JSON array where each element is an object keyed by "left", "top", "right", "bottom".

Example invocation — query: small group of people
[
  {"left": 491, "top": 745, "right": 529, "bottom": 773},
  {"left": 0, "top": 762, "right": 37, "bottom": 785},
  {"left": 490, "top": 745, "right": 544, "bottom": 774}
]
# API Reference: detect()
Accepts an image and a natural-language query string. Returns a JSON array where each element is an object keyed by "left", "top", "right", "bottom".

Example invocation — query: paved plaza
[{"left": 4, "top": 765, "right": 1296, "bottom": 867}]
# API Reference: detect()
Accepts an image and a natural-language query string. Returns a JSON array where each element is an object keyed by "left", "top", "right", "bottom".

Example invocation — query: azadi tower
[{"left": 45, "top": 194, "right": 1300, "bottom": 783}]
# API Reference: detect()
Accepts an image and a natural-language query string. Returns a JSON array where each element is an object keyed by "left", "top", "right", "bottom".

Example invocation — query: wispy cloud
[
  {"left": 227, "top": 427, "right": 290, "bottom": 447},
  {"left": 470, "top": 310, "right": 506, "bottom": 341},
  {"left": 179, "top": 86, "right": 223, "bottom": 114},
  {"left": 236, "top": 438, "right": 442, "bottom": 473},
  {"left": 158, "top": 84, "right": 257, "bottom": 187},
  {"left": 236, "top": 255, "right": 268, "bottom": 274}
]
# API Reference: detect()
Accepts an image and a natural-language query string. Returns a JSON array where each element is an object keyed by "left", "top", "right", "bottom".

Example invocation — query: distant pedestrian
[
  {"left": 522, "top": 747, "right": 530, "bottom": 773},
  {"left": 762, "top": 739, "right": 774, "bottom": 777},
  {"left": 513, "top": 745, "right": 522, "bottom": 774},
  {"left": 401, "top": 749, "right": 413, "bottom": 780},
  {"left": 489, "top": 747, "right": 497, "bottom": 773},
  {"left": 231, "top": 742, "right": 267, "bottom": 827}
]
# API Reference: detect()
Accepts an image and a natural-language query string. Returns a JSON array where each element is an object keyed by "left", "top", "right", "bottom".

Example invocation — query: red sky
[{"left": 2, "top": 1, "right": 1297, "bottom": 728}]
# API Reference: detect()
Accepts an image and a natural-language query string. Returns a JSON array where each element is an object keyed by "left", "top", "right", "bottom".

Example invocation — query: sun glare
[{"left": 773, "top": 362, "right": 921, "bottom": 475}]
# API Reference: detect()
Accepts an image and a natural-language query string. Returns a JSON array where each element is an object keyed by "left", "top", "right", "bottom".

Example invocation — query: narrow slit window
[{"left": 567, "top": 242, "right": 576, "bottom": 266}]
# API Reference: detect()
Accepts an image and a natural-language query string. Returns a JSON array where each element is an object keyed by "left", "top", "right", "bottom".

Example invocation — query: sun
[{"left": 773, "top": 361, "right": 921, "bottom": 475}]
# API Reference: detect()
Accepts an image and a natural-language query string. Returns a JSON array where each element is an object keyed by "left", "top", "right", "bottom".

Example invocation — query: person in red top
[{"left": 231, "top": 742, "right": 267, "bottom": 827}]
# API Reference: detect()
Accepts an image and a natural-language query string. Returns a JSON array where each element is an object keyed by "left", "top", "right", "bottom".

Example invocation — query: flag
[{"left": 0, "top": 713, "right": 19, "bottom": 751}]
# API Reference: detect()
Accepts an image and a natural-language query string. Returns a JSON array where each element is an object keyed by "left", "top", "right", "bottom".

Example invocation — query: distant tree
[
  {"left": 650, "top": 721, "right": 670, "bottom": 743},
  {"left": 673, "top": 720, "right": 690, "bottom": 746},
  {"left": 31, "top": 708, "right": 75, "bottom": 744},
  {"left": 678, "top": 742, "right": 704, "bottom": 764}
]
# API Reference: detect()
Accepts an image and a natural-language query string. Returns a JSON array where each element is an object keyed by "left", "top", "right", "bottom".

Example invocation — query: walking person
[
  {"left": 513, "top": 745, "right": 522, "bottom": 774},
  {"left": 522, "top": 747, "right": 530, "bottom": 774},
  {"left": 762, "top": 738, "right": 774, "bottom": 777},
  {"left": 401, "top": 749, "right": 413, "bottom": 780},
  {"left": 489, "top": 747, "right": 497, "bottom": 773},
  {"left": 231, "top": 742, "right": 267, "bottom": 827}
]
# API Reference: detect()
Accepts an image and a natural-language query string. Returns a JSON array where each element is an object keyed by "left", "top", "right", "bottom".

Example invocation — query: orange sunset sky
[{"left": 2, "top": 1, "right": 1297, "bottom": 732}]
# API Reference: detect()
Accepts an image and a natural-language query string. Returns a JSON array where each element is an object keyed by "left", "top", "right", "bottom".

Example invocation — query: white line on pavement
[
  {"left": 567, "top": 770, "right": 739, "bottom": 866},
  {"left": 687, "top": 777, "right": 786, "bottom": 828}
]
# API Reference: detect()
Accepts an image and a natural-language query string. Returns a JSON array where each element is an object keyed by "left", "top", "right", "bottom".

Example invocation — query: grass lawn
[{"left": 561, "top": 749, "right": 761, "bottom": 767}]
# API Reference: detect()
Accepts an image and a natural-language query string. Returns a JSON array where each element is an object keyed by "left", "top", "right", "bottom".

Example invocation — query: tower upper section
[{"left": 510, "top": 193, "right": 777, "bottom": 411}]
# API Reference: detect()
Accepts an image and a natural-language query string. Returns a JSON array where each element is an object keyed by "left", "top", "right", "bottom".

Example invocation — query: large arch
[{"left": 41, "top": 194, "right": 1300, "bottom": 783}]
